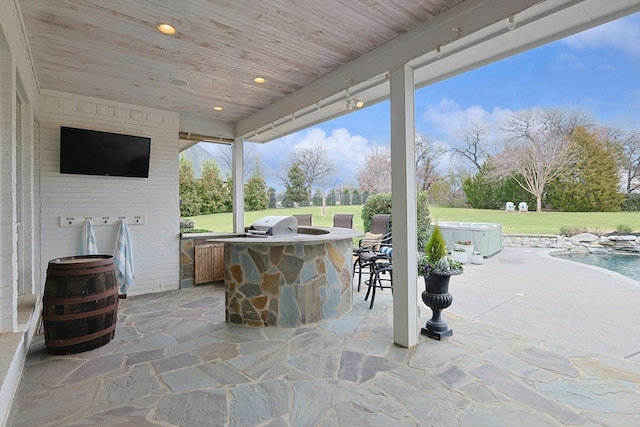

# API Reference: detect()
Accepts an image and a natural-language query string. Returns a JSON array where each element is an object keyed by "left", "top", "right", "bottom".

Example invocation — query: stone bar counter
[{"left": 208, "top": 227, "right": 361, "bottom": 327}]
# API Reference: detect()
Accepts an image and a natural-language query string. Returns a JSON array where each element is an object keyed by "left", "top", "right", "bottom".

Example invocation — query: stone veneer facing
[{"left": 224, "top": 239, "right": 354, "bottom": 327}]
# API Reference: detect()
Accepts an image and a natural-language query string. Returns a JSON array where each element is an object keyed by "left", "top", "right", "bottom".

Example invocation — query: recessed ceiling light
[
  {"left": 213, "top": 106, "right": 223, "bottom": 111},
  {"left": 169, "top": 78, "right": 188, "bottom": 86},
  {"left": 253, "top": 77, "right": 266, "bottom": 84},
  {"left": 157, "top": 23, "right": 176, "bottom": 35}
]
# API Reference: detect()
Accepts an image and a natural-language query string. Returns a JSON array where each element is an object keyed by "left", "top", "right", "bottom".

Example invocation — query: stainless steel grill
[{"left": 246, "top": 216, "right": 298, "bottom": 238}]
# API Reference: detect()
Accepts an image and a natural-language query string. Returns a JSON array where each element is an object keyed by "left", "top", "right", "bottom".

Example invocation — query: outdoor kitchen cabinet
[{"left": 194, "top": 243, "right": 224, "bottom": 284}]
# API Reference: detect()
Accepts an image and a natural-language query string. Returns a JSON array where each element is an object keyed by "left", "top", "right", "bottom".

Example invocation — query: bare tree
[
  {"left": 213, "top": 143, "right": 258, "bottom": 180},
  {"left": 494, "top": 109, "right": 588, "bottom": 212},
  {"left": 290, "top": 140, "right": 336, "bottom": 203},
  {"left": 280, "top": 139, "right": 336, "bottom": 213},
  {"left": 600, "top": 125, "right": 640, "bottom": 193},
  {"left": 356, "top": 135, "right": 444, "bottom": 193},
  {"left": 452, "top": 121, "right": 490, "bottom": 171},
  {"left": 415, "top": 134, "right": 445, "bottom": 191},
  {"left": 356, "top": 143, "right": 391, "bottom": 193},
  {"left": 428, "top": 167, "right": 468, "bottom": 207}
]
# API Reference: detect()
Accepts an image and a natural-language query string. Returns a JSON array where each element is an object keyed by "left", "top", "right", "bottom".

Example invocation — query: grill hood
[{"left": 247, "top": 216, "right": 298, "bottom": 237}]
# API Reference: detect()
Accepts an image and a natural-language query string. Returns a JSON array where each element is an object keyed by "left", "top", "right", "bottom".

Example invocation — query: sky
[{"left": 208, "top": 11, "right": 640, "bottom": 191}]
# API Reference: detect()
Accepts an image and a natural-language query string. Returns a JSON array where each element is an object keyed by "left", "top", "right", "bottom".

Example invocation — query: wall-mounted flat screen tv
[{"left": 60, "top": 126, "right": 151, "bottom": 178}]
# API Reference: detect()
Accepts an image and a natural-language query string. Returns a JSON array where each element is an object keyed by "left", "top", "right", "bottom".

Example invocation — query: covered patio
[{"left": 8, "top": 247, "right": 640, "bottom": 425}]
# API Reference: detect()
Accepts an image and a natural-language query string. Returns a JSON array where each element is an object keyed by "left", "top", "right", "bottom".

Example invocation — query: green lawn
[{"left": 188, "top": 205, "right": 640, "bottom": 235}]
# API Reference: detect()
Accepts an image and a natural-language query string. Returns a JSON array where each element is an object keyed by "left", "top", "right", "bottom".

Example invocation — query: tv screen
[{"left": 60, "top": 126, "right": 151, "bottom": 178}]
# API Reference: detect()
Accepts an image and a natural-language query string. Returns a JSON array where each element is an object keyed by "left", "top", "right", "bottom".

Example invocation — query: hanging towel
[
  {"left": 113, "top": 219, "right": 134, "bottom": 295},
  {"left": 78, "top": 220, "right": 99, "bottom": 255}
]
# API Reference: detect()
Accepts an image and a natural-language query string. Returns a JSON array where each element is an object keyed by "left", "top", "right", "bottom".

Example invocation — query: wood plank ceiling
[{"left": 18, "top": 0, "right": 462, "bottom": 124}]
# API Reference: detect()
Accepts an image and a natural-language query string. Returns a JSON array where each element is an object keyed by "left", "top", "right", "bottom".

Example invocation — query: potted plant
[
  {"left": 451, "top": 247, "right": 468, "bottom": 264},
  {"left": 418, "top": 225, "right": 463, "bottom": 340},
  {"left": 471, "top": 250, "right": 484, "bottom": 265},
  {"left": 454, "top": 240, "right": 474, "bottom": 262}
]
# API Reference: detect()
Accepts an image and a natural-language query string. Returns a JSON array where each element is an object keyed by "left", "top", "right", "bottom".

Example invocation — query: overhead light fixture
[
  {"left": 435, "top": 45, "right": 442, "bottom": 59},
  {"left": 213, "top": 106, "right": 223, "bottom": 111},
  {"left": 508, "top": 15, "right": 516, "bottom": 31},
  {"left": 345, "top": 91, "right": 364, "bottom": 110},
  {"left": 156, "top": 23, "right": 176, "bottom": 35},
  {"left": 253, "top": 77, "right": 266, "bottom": 84},
  {"left": 345, "top": 88, "right": 363, "bottom": 110},
  {"left": 346, "top": 97, "right": 356, "bottom": 110}
]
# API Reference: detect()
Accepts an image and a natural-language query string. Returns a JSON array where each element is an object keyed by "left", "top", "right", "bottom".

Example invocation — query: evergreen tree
[
  {"left": 341, "top": 188, "right": 351, "bottom": 205},
  {"left": 244, "top": 163, "right": 269, "bottom": 211},
  {"left": 268, "top": 187, "right": 277, "bottom": 208},
  {"left": 499, "top": 175, "right": 535, "bottom": 208},
  {"left": 547, "top": 127, "right": 624, "bottom": 212},
  {"left": 463, "top": 163, "right": 499, "bottom": 209},
  {"left": 179, "top": 155, "right": 201, "bottom": 216},
  {"left": 222, "top": 174, "right": 233, "bottom": 212},
  {"left": 326, "top": 189, "right": 337, "bottom": 206},
  {"left": 283, "top": 163, "right": 309, "bottom": 204},
  {"left": 312, "top": 188, "right": 323, "bottom": 206},
  {"left": 464, "top": 160, "right": 534, "bottom": 209},
  {"left": 281, "top": 196, "right": 294, "bottom": 208},
  {"left": 199, "top": 160, "right": 227, "bottom": 214},
  {"left": 352, "top": 189, "right": 362, "bottom": 205}
]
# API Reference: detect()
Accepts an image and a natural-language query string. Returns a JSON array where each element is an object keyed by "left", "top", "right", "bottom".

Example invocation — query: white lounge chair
[
  {"left": 518, "top": 202, "right": 528, "bottom": 212},
  {"left": 505, "top": 202, "right": 515, "bottom": 212}
]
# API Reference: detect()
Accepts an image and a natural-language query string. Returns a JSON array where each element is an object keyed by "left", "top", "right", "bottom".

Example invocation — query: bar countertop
[{"left": 207, "top": 226, "right": 362, "bottom": 244}]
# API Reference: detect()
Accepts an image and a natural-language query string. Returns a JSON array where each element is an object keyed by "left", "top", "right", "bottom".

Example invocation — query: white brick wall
[
  {"left": 0, "top": 41, "right": 18, "bottom": 332},
  {"left": 37, "top": 90, "right": 181, "bottom": 295},
  {"left": 18, "top": 98, "right": 36, "bottom": 296}
]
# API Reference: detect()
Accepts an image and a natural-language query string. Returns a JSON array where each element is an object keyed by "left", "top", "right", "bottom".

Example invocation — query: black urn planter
[{"left": 421, "top": 273, "right": 455, "bottom": 340}]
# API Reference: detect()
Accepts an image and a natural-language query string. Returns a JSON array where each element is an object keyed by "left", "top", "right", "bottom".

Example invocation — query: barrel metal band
[
  {"left": 44, "top": 323, "right": 117, "bottom": 348},
  {"left": 43, "top": 286, "right": 118, "bottom": 305},
  {"left": 41, "top": 303, "right": 118, "bottom": 322},
  {"left": 46, "top": 264, "right": 114, "bottom": 276}
]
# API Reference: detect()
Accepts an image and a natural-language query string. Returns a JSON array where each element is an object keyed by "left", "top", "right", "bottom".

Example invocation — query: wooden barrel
[{"left": 42, "top": 255, "right": 119, "bottom": 355}]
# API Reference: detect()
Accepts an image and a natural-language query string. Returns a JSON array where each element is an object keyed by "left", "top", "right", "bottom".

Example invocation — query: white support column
[
  {"left": 389, "top": 64, "right": 418, "bottom": 348},
  {"left": 231, "top": 137, "right": 244, "bottom": 233}
]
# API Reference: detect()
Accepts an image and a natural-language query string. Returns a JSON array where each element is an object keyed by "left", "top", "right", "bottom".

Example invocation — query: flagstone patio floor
[{"left": 7, "top": 247, "right": 640, "bottom": 426}]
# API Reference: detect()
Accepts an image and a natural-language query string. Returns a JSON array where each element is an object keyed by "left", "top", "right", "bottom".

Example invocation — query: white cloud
[
  {"left": 298, "top": 128, "right": 370, "bottom": 186},
  {"left": 421, "top": 97, "right": 513, "bottom": 141},
  {"left": 562, "top": 14, "right": 640, "bottom": 57},
  {"left": 551, "top": 52, "right": 588, "bottom": 70},
  {"left": 254, "top": 127, "right": 370, "bottom": 189}
]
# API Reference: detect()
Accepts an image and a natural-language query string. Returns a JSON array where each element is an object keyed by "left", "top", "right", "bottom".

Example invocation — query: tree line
[{"left": 179, "top": 107, "right": 640, "bottom": 217}]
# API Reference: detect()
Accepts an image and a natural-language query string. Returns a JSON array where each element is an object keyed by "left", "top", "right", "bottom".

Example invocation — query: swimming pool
[{"left": 552, "top": 252, "right": 640, "bottom": 282}]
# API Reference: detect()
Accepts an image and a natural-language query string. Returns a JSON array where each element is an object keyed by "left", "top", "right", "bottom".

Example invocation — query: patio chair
[
  {"left": 364, "top": 245, "right": 393, "bottom": 309},
  {"left": 505, "top": 202, "right": 515, "bottom": 212},
  {"left": 353, "top": 214, "right": 391, "bottom": 291},
  {"left": 333, "top": 213, "right": 354, "bottom": 228},
  {"left": 293, "top": 214, "right": 312, "bottom": 226},
  {"left": 518, "top": 202, "right": 528, "bottom": 212},
  {"left": 369, "top": 214, "right": 391, "bottom": 236}
]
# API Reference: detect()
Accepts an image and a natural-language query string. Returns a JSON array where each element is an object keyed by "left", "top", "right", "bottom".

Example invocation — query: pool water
[{"left": 552, "top": 252, "right": 640, "bottom": 282}]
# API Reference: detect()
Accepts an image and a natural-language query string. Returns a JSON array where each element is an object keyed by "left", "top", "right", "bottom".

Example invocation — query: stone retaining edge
[{"left": 503, "top": 233, "right": 640, "bottom": 254}]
